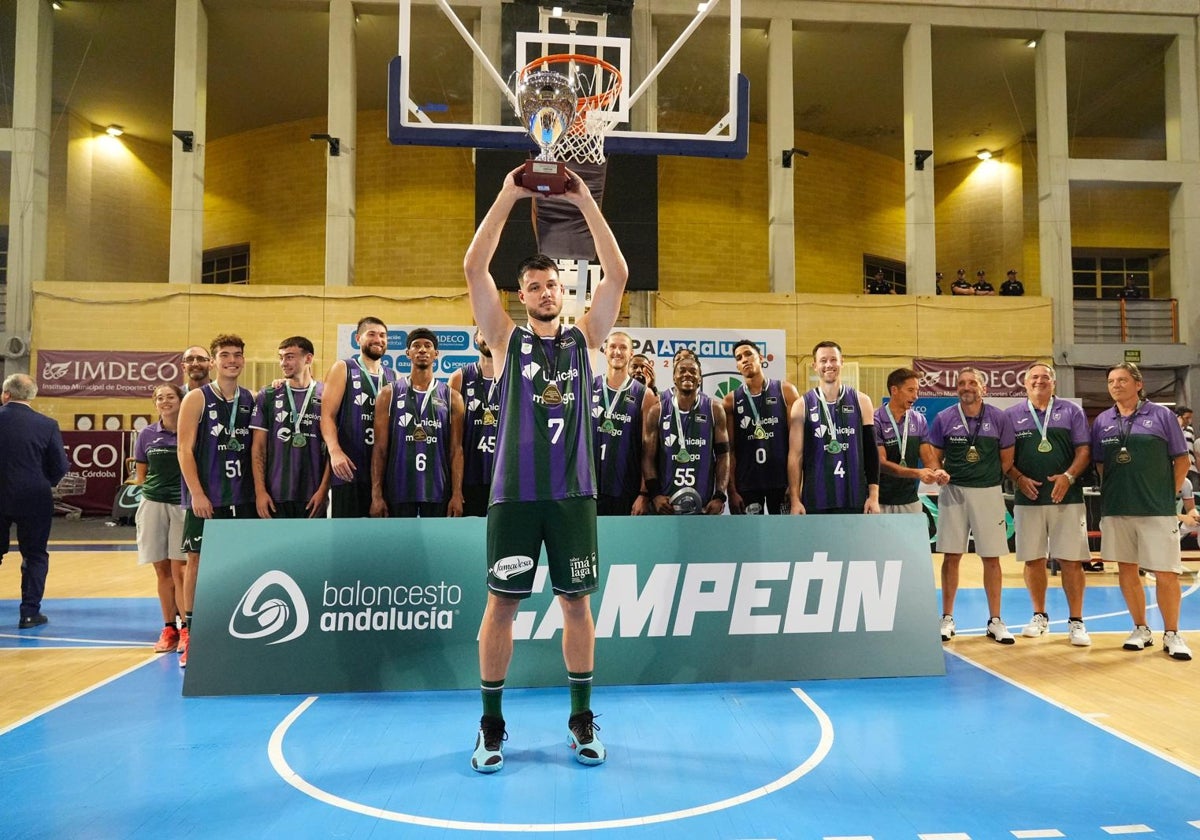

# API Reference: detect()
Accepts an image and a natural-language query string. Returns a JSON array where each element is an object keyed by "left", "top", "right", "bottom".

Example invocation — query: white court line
[
  {"left": 267, "top": 687, "right": 834, "bottom": 832},
  {"left": 1011, "top": 830, "right": 1065, "bottom": 838},
  {"left": 957, "top": 575, "right": 1199, "bottom": 635},
  {"left": 0, "top": 632, "right": 150, "bottom": 646},
  {"left": 1101, "top": 826, "right": 1153, "bottom": 835},
  {"left": 0, "top": 653, "right": 159, "bottom": 738},
  {"left": 945, "top": 648, "right": 1200, "bottom": 780}
]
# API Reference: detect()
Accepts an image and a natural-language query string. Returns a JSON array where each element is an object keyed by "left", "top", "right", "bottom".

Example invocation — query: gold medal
[
  {"left": 542, "top": 383, "right": 563, "bottom": 406},
  {"left": 965, "top": 446, "right": 980, "bottom": 463},
  {"left": 1037, "top": 440, "right": 1053, "bottom": 453},
  {"left": 413, "top": 425, "right": 428, "bottom": 442},
  {"left": 1116, "top": 447, "right": 1132, "bottom": 464},
  {"left": 482, "top": 409, "right": 496, "bottom": 426}
]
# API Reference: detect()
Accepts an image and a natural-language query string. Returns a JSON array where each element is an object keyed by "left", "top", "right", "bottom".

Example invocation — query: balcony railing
[{"left": 1073, "top": 298, "right": 1178, "bottom": 344}]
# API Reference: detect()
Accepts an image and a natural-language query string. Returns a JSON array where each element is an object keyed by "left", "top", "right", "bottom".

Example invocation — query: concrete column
[
  {"left": 325, "top": 0, "right": 357, "bottom": 286},
  {"left": 766, "top": 18, "right": 794, "bottom": 294},
  {"left": 1165, "top": 34, "right": 1200, "bottom": 401},
  {"left": 169, "top": 0, "right": 207, "bottom": 285},
  {"left": 5, "top": 0, "right": 53, "bottom": 372},
  {"left": 903, "top": 23, "right": 935, "bottom": 296},
  {"left": 472, "top": 3, "right": 503, "bottom": 129},
  {"left": 1034, "top": 31, "right": 1075, "bottom": 390}
]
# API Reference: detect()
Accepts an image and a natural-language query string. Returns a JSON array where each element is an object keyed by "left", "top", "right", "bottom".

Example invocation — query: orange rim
[{"left": 519, "top": 53, "right": 623, "bottom": 128}]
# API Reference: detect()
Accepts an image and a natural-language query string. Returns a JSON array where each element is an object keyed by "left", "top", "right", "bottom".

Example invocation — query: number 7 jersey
[{"left": 490, "top": 325, "right": 596, "bottom": 504}]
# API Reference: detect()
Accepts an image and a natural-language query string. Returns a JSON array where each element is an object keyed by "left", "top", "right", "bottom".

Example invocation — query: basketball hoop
[{"left": 516, "top": 54, "right": 623, "bottom": 165}]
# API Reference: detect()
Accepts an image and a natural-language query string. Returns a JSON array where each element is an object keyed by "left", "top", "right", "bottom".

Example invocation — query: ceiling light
[
  {"left": 52, "top": 1, "right": 63, "bottom": 9},
  {"left": 105, "top": 124, "right": 124, "bottom": 137},
  {"left": 1025, "top": 39, "right": 1038, "bottom": 49},
  {"left": 976, "top": 149, "right": 992, "bottom": 161},
  {"left": 551, "top": 6, "right": 563, "bottom": 17}
]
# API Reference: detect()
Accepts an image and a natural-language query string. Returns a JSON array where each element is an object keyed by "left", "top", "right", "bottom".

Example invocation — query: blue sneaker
[
  {"left": 567, "top": 711, "right": 606, "bottom": 766},
  {"left": 471, "top": 715, "right": 506, "bottom": 774}
]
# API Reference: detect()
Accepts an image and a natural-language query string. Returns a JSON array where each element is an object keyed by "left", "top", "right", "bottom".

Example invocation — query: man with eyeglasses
[{"left": 181, "top": 346, "right": 212, "bottom": 392}]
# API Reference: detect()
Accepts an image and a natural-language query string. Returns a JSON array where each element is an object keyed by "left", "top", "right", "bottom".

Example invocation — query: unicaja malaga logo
[{"left": 229, "top": 570, "right": 309, "bottom": 645}]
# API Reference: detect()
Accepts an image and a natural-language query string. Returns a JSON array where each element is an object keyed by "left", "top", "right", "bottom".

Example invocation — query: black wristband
[
  {"left": 713, "top": 441, "right": 730, "bottom": 455},
  {"left": 712, "top": 491, "right": 727, "bottom": 503},
  {"left": 645, "top": 477, "right": 662, "bottom": 498}
]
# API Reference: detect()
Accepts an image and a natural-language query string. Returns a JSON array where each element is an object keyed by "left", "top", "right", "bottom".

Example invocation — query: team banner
[
  {"left": 184, "top": 515, "right": 944, "bottom": 697},
  {"left": 36, "top": 350, "right": 182, "bottom": 398},
  {"left": 913, "top": 359, "right": 1033, "bottom": 398},
  {"left": 336, "top": 324, "right": 475, "bottom": 379}
]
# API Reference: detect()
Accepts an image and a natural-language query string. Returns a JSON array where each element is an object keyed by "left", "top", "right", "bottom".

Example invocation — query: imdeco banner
[
  {"left": 184, "top": 515, "right": 944, "bottom": 697},
  {"left": 36, "top": 350, "right": 182, "bottom": 398}
]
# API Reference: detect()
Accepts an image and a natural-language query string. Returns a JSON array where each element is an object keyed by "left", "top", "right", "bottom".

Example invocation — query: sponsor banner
[
  {"left": 610, "top": 329, "right": 786, "bottom": 398},
  {"left": 913, "top": 359, "right": 1033, "bottom": 398},
  {"left": 335, "top": 325, "right": 787, "bottom": 398},
  {"left": 37, "top": 350, "right": 182, "bottom": 398},
  {"left": 336, "top": 324, "right": 475, "bottom": 379},
  {"left": 60, "top": 431, "right": 131, "bottom": 515},
  {"left": 184, "top": 515, "right": 944, "bottom": 697}
]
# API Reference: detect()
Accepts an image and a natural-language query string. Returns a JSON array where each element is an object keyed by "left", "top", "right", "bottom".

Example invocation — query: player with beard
[
  {"left": 464, "top": 166, "right": 628, "bottom": 773},
  {"left": 321, "top": 317, "right": 397, "bottom": 517},
  {"left": 724, "top": 340, "right": 798, "bottom": 515},
  {"left": 628, "top": 353, "right": 658, "bottom": 395},
  {"left": 643, "top": 352, "right": 729, "bottom": 515},
  {"left": 787, "top": 340, "right": 880, "bottom": 515},
  {"left": 250, "top": 336, "right": 328, "bottom": 520},
  {"left": 449, "top": 328, "right": 499, "bottom": 517},
  {"left": 592, "top": 331, "right": 653, "bottom": 515},
  {"left": 370, "top": 328, "right": 464, "bottom": 518},
  {"left": 181, "top": 344, "right": 212, "bottom": 392}
]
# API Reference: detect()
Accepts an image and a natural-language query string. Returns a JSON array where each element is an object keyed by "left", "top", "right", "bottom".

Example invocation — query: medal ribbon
[
  {"left": 885, "top": 404, "right": 909, "bottom": 461},
  {"left": 672, "top": 394, "right": 695, "bottom": 454},
  {"left": 216, "top": 384, "right": 240, "bottom": 447},
  {"left": 816, "top": 386, "right": 843, "bottom": 448},
  {"left": 286, "top": 383, "right": 316, "bottom": 440},
  {"left": 355, "top": 355, "right": 383, "bottom": 398},
  {"left": 601, "top": 375, "right": 632, "bottom": 425},
  {"left": 528, "top": 325, "right": 562, "bottom": 395},
  {"left": 1116, "top": 399, "right": 1143, "bottom": 454},
  {"left": 955, "top": 402, "right": 983, "bottom": 451},
  {"left": 742, "top": 379, "right": 768, "bottom": 429},
  {"left": 1027, "top": 396, "right": 1053, "bottom": 450},
  {"left": 407, "top": 380, "right": 435, "bottom": 432}
]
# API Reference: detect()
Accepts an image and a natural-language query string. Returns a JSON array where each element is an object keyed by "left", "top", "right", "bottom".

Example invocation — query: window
[
  {"left": 202, "top": 244, "right": 250, "bottom": 285},
  {"left": 1072, "top": 253, "right": 1151, "bottom": 300},
  {"left": 863, "top": 255, "right": 906, "bottom": 294}
]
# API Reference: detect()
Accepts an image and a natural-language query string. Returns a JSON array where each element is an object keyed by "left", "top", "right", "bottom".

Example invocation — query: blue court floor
[{"left": 2, "top": 581, "right": 1199, "bottom": 839}]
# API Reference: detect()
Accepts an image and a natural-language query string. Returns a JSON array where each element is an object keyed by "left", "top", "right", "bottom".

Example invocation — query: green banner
[{"left": 183, "top": 514, "right": 944, "bottom": 696}]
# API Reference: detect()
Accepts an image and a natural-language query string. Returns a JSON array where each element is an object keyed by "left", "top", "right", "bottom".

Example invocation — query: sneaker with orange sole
[
  {"left": 178, "top": 627, "right": 190, "bottom": 668},
  {"left": 153, "top": 626, "right": 180, "bottom": 653}
]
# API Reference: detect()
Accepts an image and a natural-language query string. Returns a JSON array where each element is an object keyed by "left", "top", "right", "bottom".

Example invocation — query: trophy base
[{"left": 515, "top": 160, "right": 568, "bottom": 195}]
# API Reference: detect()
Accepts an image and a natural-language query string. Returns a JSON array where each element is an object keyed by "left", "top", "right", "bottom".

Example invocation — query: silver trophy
[
  {"left": 669, "top": 487, "right": 705, "bottom": 515},
  {"left": 514, "top": 68, "right": 576, "bottom": 194}
]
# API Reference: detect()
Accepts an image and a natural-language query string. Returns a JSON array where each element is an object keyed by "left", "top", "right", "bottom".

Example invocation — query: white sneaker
[
  {"left": 1067, "top": 619, "right": 1092, "bottom": 647},
  {"left": 1022, "top": 613, "right": 1049, "bottom": 638},
  {"left": 939, "top": 614, "right": 956, "bottom": 642},
  {"left": 986, "top": 617, "right": 1016, "bottom": 645},
  {"left": 1163, "top": 631, "right": 1193, "bottom": 661},
  {"left": 1122, "top": 625, "right": 1154, "bottom": 651}
]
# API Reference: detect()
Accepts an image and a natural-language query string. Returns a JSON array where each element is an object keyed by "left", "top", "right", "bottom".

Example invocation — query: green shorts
[
  {"left": 181, "top": 503, "right": 256, "bottom": 555},
  {"left": 486, "top": 497, "right": 598, "bottom": 599}
]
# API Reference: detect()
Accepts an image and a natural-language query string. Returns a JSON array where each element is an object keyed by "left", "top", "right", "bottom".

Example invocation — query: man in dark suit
[{"left": 0, "top": 374, "right": 69, "bottom": 629}]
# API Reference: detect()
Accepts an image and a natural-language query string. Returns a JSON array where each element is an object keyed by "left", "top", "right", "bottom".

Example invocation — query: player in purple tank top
[
  {"left": 464, "top": 165, "right": 628, "bottom": 773},
  {"left": 449, "top": 329, "right": 499, "bottom": 517},
  {"left": 724, "top": 339, "right": 799, "bottom": 515},
  {"left": 250, "top": 336, "right": 329, "bottom": 520},
  {"left": 177, "top": 334, "right": 256, "bottom": 668},
  {"left": 787, "top": 340, "right": 881, "bottom": 515},
  {"left": 643, "top": 351, "right": 730, "bottom": 515},
  {"left": 320, "top": 317, "right": 395, "bottom": 518}
]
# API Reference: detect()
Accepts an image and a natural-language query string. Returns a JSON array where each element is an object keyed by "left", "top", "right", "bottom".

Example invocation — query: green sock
[
  {"left": 481, "top": 679, "right": 504, "bottom": 720},
  {"left": 568, "top": 671, "right": 593, "bottom": 716}
]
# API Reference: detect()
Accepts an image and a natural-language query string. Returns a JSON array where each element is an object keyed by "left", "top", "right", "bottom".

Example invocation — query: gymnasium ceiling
[{"left": 0, "top": 0, "right": 1170, "bottom": 166}]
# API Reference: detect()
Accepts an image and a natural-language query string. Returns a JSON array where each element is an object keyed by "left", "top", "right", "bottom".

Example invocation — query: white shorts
[
  {"left": 135, "top": 499, "right": 185, "bottom": 565},
  {"left": 1014, "top": 503, "right": 1090, "bottom": 563},
  {"left": 881, "top": 500, "right": 923, "bottom": 515},
  {"left": 935, "top": 484, "right": 1009, "bottom": 558},
  {"left": 1100, "top": 516, "right": 1184, "bottom": 574}
]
